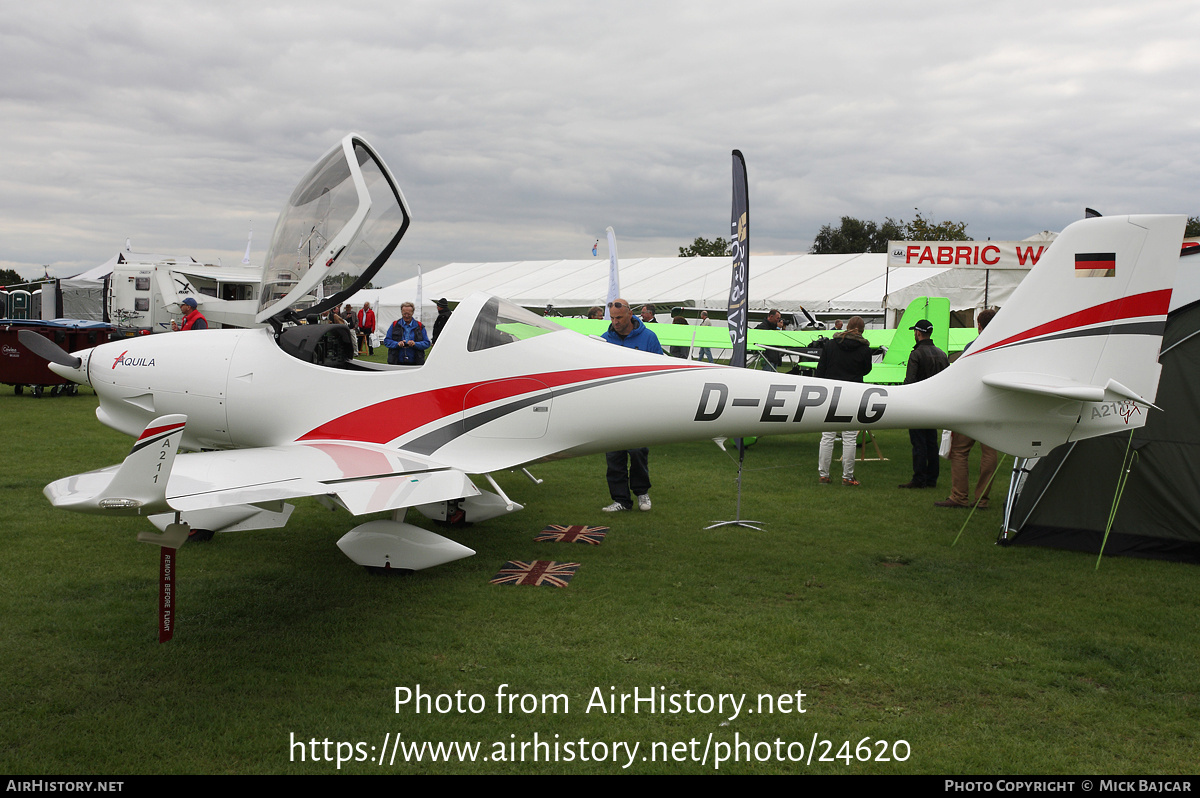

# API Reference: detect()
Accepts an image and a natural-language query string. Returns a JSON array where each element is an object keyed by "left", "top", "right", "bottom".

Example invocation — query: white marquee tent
[{"left": 354, "top": 252, "right": 1031, "bottom": 333}]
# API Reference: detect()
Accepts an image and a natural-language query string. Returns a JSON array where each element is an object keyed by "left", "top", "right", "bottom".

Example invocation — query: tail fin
[
  {"left": 44, "top": 415, "right": 187, "bottom": 515},
  {"left": 945, "top": 215, "right": 1182, "bottom": 455},
  {"left": 884, "top": 296, "right": 950, "bottom": 367}
]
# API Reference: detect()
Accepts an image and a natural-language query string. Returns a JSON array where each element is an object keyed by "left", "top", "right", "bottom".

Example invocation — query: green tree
[
  {"left": 1186, "top": 216, "right": 1200, "bottom": 238},
  {"left": 679, "top": 236, "right": 731, "bottom": 257},
  {"left": 322, "top": 272, "right": 374, "bottom": 292},
  {"left": 810, "top": 209, "right": 970, "bottom": 254},
  {"left": 903, "top": 209, "right": 969, "bottom": 241},
  {"left": 0, "top": 268, "right": 31, "bottom": 287},
  {"left": 809, "top": 217, "right": 904, "bottom": 254}
]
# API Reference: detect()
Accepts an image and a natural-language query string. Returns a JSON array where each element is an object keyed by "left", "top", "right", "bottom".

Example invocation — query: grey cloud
[{"left": 2, "top": 0, "right": 1198, "bottom": 286}]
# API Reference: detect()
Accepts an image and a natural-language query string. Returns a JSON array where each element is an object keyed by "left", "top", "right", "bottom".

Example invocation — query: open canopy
[{"left": 256, "top": 134, "right": 411, "bottom": 325}]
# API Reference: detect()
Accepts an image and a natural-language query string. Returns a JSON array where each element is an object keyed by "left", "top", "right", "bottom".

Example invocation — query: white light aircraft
[{"left": 26, "top": 135, "right": 1185, "bottom": 573}]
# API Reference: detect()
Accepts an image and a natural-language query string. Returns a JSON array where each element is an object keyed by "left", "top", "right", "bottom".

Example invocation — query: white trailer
[{"left": 106, "top": 252, "right": 261, "bottom": 332}]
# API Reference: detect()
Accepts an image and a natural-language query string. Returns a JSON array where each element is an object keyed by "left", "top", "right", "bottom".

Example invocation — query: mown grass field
[{"left": 1, "top": 386, "right": 1197, "bottom": 775}]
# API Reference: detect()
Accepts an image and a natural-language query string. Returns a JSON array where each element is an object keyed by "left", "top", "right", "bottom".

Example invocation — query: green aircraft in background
[{"left": 525, "top": 296, "right": 975, "bottom": 384}]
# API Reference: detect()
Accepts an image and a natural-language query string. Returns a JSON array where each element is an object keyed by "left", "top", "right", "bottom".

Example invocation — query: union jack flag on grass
[
  {"left": 535, "top": 524, "right": 608, "bottom": 545},
  {"left": 490, "top": 561, "right": 580, "bottom": 587}
]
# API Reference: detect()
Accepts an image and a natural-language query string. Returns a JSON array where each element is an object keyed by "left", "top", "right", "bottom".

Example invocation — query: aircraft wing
[
  {"left": 948, "top": 329, "right": 979, "bottom": 351},
  {"left": 864, "top": 363, "right": 907, "bottom": 385},
  {"left": 163, "top": 441, "right": 478, "bottom": 516},
  {"left": 46, "top": 426, "right": 479, "bottom": 518}
]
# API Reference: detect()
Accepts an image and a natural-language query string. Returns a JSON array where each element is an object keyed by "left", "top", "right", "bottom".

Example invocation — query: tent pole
[
  {"left": 952, "top": 454, "right": 1007, "bottom": 546},
  {"left": 1096, "top": 431, "right": 1139, "bottom": 570}
]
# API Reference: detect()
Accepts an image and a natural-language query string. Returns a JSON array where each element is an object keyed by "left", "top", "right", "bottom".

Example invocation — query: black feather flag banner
[{"left": 728, "top": 150, "right": 749, "bottom": 369}]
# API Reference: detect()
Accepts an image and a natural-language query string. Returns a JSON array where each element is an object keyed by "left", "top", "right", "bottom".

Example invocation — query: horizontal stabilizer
[
  {"left": 983, "top": 372, "right": 1105, "bottom": 402},
  {"left": 982, "top": 372, "right": 1155, "bottom": 407}
]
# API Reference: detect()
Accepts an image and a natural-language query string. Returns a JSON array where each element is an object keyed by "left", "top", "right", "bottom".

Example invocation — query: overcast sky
[{"left": 3, "top": 0, "right": 1198, "bottom": 286}]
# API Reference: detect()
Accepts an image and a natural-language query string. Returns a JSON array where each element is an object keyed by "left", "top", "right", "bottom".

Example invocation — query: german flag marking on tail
[{"left": 1075, "top": 252, "right": 1116, "bottom": 277}]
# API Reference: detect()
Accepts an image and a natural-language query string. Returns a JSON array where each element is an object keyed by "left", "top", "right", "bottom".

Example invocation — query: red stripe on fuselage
[
  {"left": 966, "top": 290, "right": 1171, "bottom": 358},
  {"left": 298, "top": 363, "right": 708, "bottom": 444}
]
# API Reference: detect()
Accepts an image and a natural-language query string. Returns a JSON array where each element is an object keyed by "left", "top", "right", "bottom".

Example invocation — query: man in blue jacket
[
  {"left": 601, "top": 298, "right": 663, "bottom": 512},
  {"left": 383, "top": 301, "right": 430, "bottom": 365}
]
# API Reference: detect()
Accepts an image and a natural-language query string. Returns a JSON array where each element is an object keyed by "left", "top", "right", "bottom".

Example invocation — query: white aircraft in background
[{"left": 24, "top": 134, "right": 1186, "bottom": 573}]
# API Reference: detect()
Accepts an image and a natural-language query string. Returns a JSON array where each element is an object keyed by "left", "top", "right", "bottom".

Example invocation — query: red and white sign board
[{"left": 888, "top": 241, "right": 1051, "bottom": 270}]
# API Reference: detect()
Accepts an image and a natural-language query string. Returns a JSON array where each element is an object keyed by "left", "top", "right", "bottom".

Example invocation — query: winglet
[
  {"left": 44, "top": 415, "right": 187, "bottom": 515},
  {"left": 1103, "top": 378, "right": 1159, "bottom": 409}
]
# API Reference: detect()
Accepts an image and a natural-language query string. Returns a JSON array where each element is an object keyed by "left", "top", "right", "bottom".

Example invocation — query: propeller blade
[{"left": 17, "top": 330, "right": 83, "bottom": 369}]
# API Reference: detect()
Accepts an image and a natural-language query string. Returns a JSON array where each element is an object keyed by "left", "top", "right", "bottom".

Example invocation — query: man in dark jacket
[
  {"left": 899, "top": 319, "right": 949, "bottom": 489},
  {"left": 815, "top": 316, "right": 882, "bottom": 485},
  {"left": 432, "top": 298, "right": 452, "bottom": 344}
]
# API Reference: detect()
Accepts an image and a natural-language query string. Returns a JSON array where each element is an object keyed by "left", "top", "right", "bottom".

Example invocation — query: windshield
[{"left": 467, "top": 297, "right": 564, "bottom": 352}]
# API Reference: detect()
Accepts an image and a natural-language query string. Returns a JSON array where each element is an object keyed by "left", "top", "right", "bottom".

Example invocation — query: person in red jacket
[
  {"left": 171, "top": 297, "right": 208, "bottom": 331},
  {"left": 356, "top": 301, "right": 376, "bottom": 354}
]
